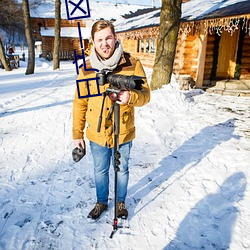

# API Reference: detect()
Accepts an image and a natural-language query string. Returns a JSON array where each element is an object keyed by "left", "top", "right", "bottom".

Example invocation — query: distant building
[{"left": 30, "top": 1, "right": 150, "bottom": 61}]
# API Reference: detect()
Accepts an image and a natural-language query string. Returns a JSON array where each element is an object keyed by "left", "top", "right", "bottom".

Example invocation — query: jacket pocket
[{"left": 120, "top": 106, "right": 135, "bottom": 134}]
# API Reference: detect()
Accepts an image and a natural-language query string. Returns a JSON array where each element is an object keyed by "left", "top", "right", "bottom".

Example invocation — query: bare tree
[
  {"left": 151, "top": 0, "right": 182, "bottom": 90},
  {"left": 22, "top": 0, "right": 35, "bottom": 75},
  {"left": 0, "top": 37, "right": 11, "bottom": 71},
  {"left": 0, "top": 0, "right": 23, "bottom": 35},
  {"left": 29, "top": 0, "right": 47, "bottom": 8},
  {"left": 53, "top": 0, "right": 61, "bottom": 70},
  {"left": 0, "top": 0, "right": 23, "bottom": 71}
]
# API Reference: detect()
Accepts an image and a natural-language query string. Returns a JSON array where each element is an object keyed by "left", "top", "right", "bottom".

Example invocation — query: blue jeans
[{"left": 90, "top": 141, "right": 132, "bottom": 205}]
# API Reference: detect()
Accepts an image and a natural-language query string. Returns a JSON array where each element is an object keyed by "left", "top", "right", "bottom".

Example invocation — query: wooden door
[{"left": 216, "top": 30, "right": 239, "bottom": 78}]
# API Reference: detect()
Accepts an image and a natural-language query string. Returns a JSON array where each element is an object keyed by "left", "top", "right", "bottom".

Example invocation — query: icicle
[{"left": 119, "top": 15, "right": 250, "bottom": 40}]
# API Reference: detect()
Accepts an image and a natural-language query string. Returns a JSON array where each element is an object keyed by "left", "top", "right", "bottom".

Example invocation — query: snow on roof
[
  {"left": 40, "top": 27, "right": 91, "bottom": 38},
  {"left": 182, "top": 0, "right": 250, "bottom": 21},
  {"left": 114, "top": 8, "right": 160, "bottom": 32},
  {"left": 114, "top": 0, "right": 250, "bottom": 33},
  {"left": 30, "top": 1, "right": 151, "bottom": 21}
]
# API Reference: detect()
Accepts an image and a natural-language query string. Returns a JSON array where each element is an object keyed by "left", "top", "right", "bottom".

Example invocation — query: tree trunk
[
  {"left": 22, "top": 0, "right": 35, "bottom": 75},
  {"left": 0, "top": 37, "right": 11, "bottom": 71},
  {"left": 53, "top": 0, "right": 61, "bottom": 70},
  {"left": 151, "top": 0, "right": 182, "bottom": 90}
]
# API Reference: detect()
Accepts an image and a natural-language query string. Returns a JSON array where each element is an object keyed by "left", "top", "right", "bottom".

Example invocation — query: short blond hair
[{"left": 91, "top": 20, "right": 116, "bottom": 40}]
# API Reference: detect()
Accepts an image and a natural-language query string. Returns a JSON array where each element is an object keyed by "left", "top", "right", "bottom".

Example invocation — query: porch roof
[{"left": 40, "top": 27, "right": 91, "bottom": 39}]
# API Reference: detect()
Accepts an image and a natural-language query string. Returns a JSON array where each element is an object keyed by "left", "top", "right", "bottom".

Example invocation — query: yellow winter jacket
[{"left": 72, "top": 52, "right": 150, "bottom": 148}]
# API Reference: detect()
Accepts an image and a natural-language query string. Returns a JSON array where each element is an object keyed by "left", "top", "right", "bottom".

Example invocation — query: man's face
[{"left": 93, "top": 27, "right": 117, "bottom": 60}]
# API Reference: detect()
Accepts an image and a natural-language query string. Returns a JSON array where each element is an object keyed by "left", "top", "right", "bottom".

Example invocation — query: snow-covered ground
[{"left": 0, "top": 49, "right": 250, "bottom": 250}]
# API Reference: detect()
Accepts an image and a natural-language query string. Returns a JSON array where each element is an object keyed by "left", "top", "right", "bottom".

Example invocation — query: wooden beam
[{"left": 195, "top": 33, "right": 207, "bottom": 87}]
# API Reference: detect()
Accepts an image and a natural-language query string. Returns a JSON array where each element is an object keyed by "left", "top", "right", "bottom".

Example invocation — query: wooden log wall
[
  {"left": 173, "top": 34, "right": 185, "bottom": 75},
  {"left": 173, "top": 34, "right": 199, "bottom": 80},
  {"left": 183, "top": 35, "right": 198, "bottom": 79},
  {"left": 72, "top": 39, "right": 89, "bottom": 56},
  {"left": 134, "top": 53, "right": 155, "bottom": 68},
  {"left": 120, "top": 39, "right": 137, "bottom": 54},
  {"left": 41, "top": 37, "right": 74, "bottom": 58},
  {"left": 120, "top": 38, "right": 156, "bottom": 68},
  {"left": 41, "top": 37, "right": 53, "bottom": 58},
  {"left": 41, "top": 36, "right": 88, "bottom": 60},
  {"left": 120, "top": 31, "right": 200, "bottom": 77}
]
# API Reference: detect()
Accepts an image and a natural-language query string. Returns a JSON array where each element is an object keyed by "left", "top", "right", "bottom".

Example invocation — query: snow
[
  {"left": 30, "top": 1, "right": 151, "bottom": 20},
  {"left": 0, "top": 48, "right": 250, "bottom": 249},
  {"left": 114, "top": 0, "right": 249, "bottom": 32},
  {"left": 181, "top": 0, "right": 249, "bottom": 21},
  {"left": 114, "top": 9, "right": 160, "bottom": 33},
  {"left": 40, "top": 27, "right": 91, "bottom": 38},
  {"left": 89, "top": 0, "right": 161, "bottom": 7}
]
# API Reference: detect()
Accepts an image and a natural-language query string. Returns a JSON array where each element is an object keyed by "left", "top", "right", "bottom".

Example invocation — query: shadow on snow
[
  {"left": 164, "top": 172, "right": 247, "bottom": 249},
  {"left": 128, "top": 118, "right": 239, "bottom": 213},
  {"left": 0, "top": 100, "right": 73, "bottom": 117}
]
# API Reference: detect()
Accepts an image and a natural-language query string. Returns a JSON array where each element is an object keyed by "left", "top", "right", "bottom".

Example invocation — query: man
[{"left": 72, "top": 20, "right": 150, "bottom": 220}]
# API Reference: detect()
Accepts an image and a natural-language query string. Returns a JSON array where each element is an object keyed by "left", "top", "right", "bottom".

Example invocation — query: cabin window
[
  {"left": 137, "top": 38, "right": 156, "bottom": 54},
  {"left": 150, "top": 38, "right": 155, "bottom": 53},
  {"left": 137, "top": 39, "right": 140, "bottom": 53},
  {"left": 137, "top": 39, "right": 143, "bottom": 53},
  {"left": 146, "top": 39, "right": 150, "bottom": 53}
]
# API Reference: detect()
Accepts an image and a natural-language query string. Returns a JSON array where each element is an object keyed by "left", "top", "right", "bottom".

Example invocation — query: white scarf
[{"left": 90, "top": 41, "right": 123, "bottom": 71}]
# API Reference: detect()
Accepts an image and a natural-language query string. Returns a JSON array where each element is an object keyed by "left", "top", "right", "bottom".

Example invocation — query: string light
[
  {"left": 117, "top": 15, "right": 250, "bottom": 39},
  {"left": 179, "top": 15, "right": 250, "bottom": 37}
]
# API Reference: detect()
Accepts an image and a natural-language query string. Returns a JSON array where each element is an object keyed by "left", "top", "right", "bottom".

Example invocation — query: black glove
[{"left": 72, "top": 146, "right": 86, "bottom": 162}]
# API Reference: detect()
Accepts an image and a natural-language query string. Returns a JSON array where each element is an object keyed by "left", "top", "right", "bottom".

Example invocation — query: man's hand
[
  {"left": 74, "top": 139, "right": 85, "bottom": 149},
  {"left": 116, "top": 90, "right": 130, "bottom": 105}
]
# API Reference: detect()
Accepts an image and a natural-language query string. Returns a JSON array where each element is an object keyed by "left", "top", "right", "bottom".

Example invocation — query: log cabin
[
  {"left": 115, "top": 0, "right": 250, "bottom": 93},
  {"left": 31, "top": 15, "right": 94, "bottom": 60}
]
